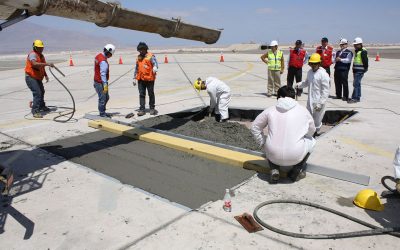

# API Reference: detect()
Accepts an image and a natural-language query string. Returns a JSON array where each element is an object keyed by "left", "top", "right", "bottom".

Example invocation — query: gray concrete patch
[
  {"left": 137, "top": 115, "right": 261, "bottom": 152},
  {"left": 39, "top": 130, "right": 255, "bottom": 209}
]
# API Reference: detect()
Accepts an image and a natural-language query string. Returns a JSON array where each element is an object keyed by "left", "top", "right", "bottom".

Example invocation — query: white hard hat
[
  {"left": 339, "top": 38, "right": 348, "bottom": 45},
  {"left": 269, "top": 40, "right": 278, "bottom": 46},
  {"left": 353, "top": 37, "right": 363, "bottom": 45},
  {"left": 104, "top": 44, "right": 116, "bottom": 55}
]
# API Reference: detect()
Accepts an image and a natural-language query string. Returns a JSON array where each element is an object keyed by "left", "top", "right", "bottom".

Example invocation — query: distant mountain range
[{"left": 0, "top": 21, "right": 125, "bottom": 54}]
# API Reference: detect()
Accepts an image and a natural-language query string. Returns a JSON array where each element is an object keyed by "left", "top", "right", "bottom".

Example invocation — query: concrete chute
[{"left": 0, "top": 0, "right": 221, "bottom": 44}]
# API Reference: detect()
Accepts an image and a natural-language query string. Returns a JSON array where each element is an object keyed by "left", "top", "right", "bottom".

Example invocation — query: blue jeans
[
  {"left": 25, "top": 75, "right": 46, "bottom": 114},
  {"left": 94, "top": 82, "right": 109, "bottom": 116},
  {"left": 352, "top": 72, "right": 364, "bottom": 101}
]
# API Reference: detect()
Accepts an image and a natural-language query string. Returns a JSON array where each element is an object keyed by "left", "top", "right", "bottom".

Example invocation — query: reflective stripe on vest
[
  {"left": 25, "top": 51, "right": 46, "bottom": 81},
  {"left": 94, "top": 53, "right": 109, "bottom": 83},
  {"left": 353, "top": 48, "right": 366, "bottom": 71},
  {"left": 267, "top": 50, "right": 283, "bottom": 71},
  {"left": 316, "top": 46, "right": 333, "bottom": 68},
  {"left": 289, "top": 49, "right": 306, "bottom": 68},
  {"left": 136, "top": 52, "right": 156, "bottom": 81}
]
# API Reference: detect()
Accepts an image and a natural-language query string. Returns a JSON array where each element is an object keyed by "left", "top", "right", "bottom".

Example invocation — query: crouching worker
[
  {"left": 251, "top": 86, "right": 316, "bottom": 183},
  {"left": 194, "top": 77, "right": 231, "bottom": 122}
]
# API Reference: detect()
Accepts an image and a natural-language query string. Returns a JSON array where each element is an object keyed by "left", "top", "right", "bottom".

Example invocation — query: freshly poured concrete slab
[
  {"left": 0, "top": 139, "right": 186, "bottom": 250},
  {"left": 39, "top": 130, "right": 255, "bottom": 209}
]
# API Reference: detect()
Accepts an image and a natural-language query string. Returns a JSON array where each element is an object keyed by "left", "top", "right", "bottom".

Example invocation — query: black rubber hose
[
  {"left": 48, "top": 67, "right": 76, "bottom": 123},
  {"left": 381, "top": 176, "right": 399, "bottom": 194},
  {"left": 253, "top": 199, "right": 400, "bottom": 239}
]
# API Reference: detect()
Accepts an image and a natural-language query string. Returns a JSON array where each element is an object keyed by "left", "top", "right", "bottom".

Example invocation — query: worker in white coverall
[
  {"left": 251, "top": 86, "right": 316, "bottom": 183},
  {"left": 194, "top": 77, "right": 231, "bottom": 122},
  {"left": 394, "top": 146, "right": 400, "bottom": 192},
  {"left": 296, "top": 53, "right": 330, "bottom": 136}
]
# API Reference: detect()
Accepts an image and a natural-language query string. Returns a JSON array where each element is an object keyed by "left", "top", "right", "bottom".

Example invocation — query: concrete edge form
[
  {"left": 88, "top": 120, "right": 268, "bottom": 172},
  {"left": 307, "top": 164, "right": 370, "bottom": 186}
]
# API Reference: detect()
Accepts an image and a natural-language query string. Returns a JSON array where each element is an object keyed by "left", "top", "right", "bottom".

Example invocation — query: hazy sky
[{"left": 27, "top": 0, "right": 400, "bottom": 46}]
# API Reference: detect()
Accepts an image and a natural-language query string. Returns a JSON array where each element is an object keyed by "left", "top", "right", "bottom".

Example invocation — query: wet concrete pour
[
  {"left": 137, "top": 116, "right": 261, "bottom": 152},
  {"left": 40, "top": 131, "right": 255, "bottom": 209}
]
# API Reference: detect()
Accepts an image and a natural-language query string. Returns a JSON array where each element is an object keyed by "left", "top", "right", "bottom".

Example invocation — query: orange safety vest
[
  {"left": 25, "top": 51, "right": 47, "bottom": 81},
  {"left": 136, "top": 52, "right": 156, "bottom": 81}
]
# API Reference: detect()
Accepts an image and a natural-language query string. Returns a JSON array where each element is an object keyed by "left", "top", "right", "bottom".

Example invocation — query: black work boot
[
  {"left": 33, "top": 112, "right": 43, "bottom": 118},
  {"left": 40, "top": 106, "right": 51, "bottom": 112},
  {"left": 149, "top": 109, "right": 157, "bottom": 115},
  {"left": 270, "top": 169, "right": 280, "bottom": 184}
]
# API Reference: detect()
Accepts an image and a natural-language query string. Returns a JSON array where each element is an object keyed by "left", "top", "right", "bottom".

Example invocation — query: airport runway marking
[
  {"left": 339, "top": 136, "right": 393, "bottom": 159},
  {"left": 220, "top": 62, "right": 254, "bottom": 82}
]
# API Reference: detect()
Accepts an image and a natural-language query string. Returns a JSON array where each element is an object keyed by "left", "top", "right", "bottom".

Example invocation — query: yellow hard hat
[
  {"left": 353, "top": 189, "right": 384, "bottom": 211},
  {"left": 33, "top": 40, "right": 44, "bottom": 48},
  {"left": 194, "top": 78, "right": 202, "bottom": 91},
  {"left": 308, "top": 53, "right": 321, "bottom": 63}
]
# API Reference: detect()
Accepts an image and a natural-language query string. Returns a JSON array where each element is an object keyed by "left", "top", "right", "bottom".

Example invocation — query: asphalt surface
[{"left": 40, "top": 130, "right": 255, "bottom": 209}]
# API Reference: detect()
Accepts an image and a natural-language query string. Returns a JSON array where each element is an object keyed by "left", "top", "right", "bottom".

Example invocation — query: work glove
[
  {"left": 153, "top": 67, "right": 158, "bottom": 73},
  {"left": 45, "top": 75, "right": 49, "bottom": 83},
  {"left": 103, "top": 83, "right": 109, "bottom": 94},
  {"left": 132, "top": 79, "right": 137, "bottom": 86},
  {"left": 47, "top": 63, "right": 55, "bottom": 68},
  {"left": 313, "top": 103, "right": 322, "bottom": 112}
]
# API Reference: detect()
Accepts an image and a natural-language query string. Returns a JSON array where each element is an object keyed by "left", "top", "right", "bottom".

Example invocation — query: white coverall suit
[
  {"left": 394, "top": 146, "right": 400, "bottom": 179},
  {"left": 297, "top": 67, "right": 330, "bottom": 131},
  {"left": 205, "top": 77, "right": 231, "bottom": 120},
  {"left": 251, "top": 97, "right": 316, "bottom": 166}
]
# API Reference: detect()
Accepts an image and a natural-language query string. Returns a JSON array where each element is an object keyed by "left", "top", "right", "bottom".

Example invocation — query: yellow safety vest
[
  {"left": 267, "top": 50, "right": 283, "bottom": 71},
  {"left": 353, "top": 48, "right": 367, "bottom": 71}
]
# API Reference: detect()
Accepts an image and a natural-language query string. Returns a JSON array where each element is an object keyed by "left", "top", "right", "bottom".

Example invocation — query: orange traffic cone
[
  {"left": 164, "top": 55, "right": 169, "bottom": 63},
  {"left": 69, "top": 55, "right": 74, "bottom": 66},
  {"left": 220, "top": 52, "right": 224, "bottom": 62},
  {"left": 119, "top": 56, "right": 123, "bottom": 64},
  {"left": 375, "top": 53, "right": 380, "bottom": 62}
]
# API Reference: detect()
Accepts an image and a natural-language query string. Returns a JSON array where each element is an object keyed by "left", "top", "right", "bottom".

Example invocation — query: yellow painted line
[
  {"left": 0, "top": 118, "right": 47, "bottom": 129},
  {"left": 339, "top": 136, "right": 393, "bottom": 159},
  {"left": 156, "top": 85, "right": 190, "bottom": 94},
  {"left": 88, "top": 120, "right": 269, "bottom": 173},
  {"left": 220, "top": 62, "right": 253, "bottom": 81}
]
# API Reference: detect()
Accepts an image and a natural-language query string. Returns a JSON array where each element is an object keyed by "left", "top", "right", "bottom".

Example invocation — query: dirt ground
[{"left": 137, "top": 115, "right": 261, "bottom": 152}]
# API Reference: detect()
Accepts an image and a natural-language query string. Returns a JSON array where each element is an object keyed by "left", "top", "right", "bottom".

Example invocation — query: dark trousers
[
  {"left": 25, "top": 75, "right": 46, "bottom": 114},
  {"left": 334, "top": 69, "right": 349, "bottom": 99},
  {"left": 287, "top": 66, "right": 303, "bottom": 95},
  {"left": 323, "top": 66, "right": 331, "bottom": 76},
  {"left": 138, "top": 80, "right": 155, "bottom": 110},
  {"left": 287, "top": 66, "right": 303, "bottom": 86},
  {"left": 94, "top": 82, "right": 109, "bottom": 116}
]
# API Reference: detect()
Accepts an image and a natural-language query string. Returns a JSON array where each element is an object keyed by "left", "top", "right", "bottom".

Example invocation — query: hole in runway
[{"left": 136, "top": 107, "right": 358, "bottom": 151}]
